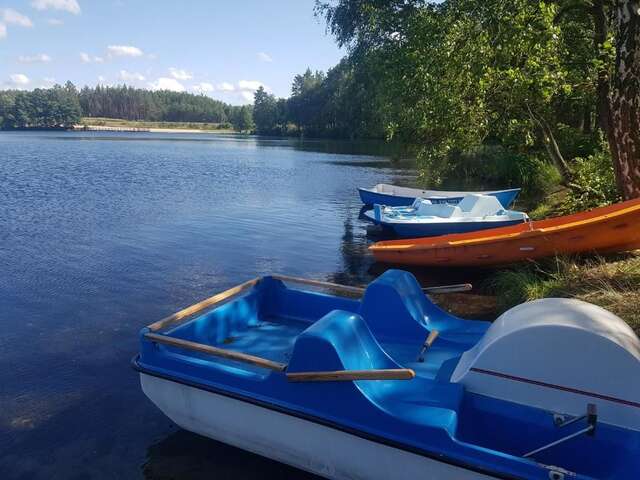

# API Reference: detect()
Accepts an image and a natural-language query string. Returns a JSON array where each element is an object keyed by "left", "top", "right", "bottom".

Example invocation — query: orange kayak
[{"left": 369, "top": 198, "right": 640, "bottom": 267}]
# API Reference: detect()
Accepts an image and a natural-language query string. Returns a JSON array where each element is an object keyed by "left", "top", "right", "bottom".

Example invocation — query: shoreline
[{"left": 74, "top": 124, "right": 236, "bottom": 134}]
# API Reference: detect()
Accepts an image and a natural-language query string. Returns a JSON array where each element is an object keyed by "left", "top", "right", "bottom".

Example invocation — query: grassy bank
[
  {"left": 80, "top": 117, "right": 235, "bottom": 132},
  {"left": 484, "top": 255, "right": 640, "bottom": 334}
]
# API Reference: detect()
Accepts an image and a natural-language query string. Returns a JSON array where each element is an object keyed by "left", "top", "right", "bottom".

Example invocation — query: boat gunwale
[{"left": 361, "top": 185, "right": 522, "bottom": 198}]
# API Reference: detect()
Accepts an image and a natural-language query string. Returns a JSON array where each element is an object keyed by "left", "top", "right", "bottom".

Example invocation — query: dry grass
[
  {"left": 80, "top": 117, "right": 234, "bottom": 132},
  {"left": 486, "top": 254, "right": 640, "bottom": 334}
]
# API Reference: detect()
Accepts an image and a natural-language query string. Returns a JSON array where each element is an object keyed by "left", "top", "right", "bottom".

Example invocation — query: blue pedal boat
[
  {"left": 364, "top": 194, "right": 528, "bottom": 238},
  {"left": 358, "top": 184, "right": 521, "bottom": 208},
  {"left": 134, "top": 270, "right": 640, "bottom": 480}
]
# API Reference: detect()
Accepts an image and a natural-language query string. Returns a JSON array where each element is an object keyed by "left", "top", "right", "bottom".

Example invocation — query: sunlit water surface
[{"left": 0, "top": 131, "right": 423, "bottom": 479}]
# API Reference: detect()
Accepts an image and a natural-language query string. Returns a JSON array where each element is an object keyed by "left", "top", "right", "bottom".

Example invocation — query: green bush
[
  {"left": 563, "top": 145, "right": 620, "bottom": 213},
  {"left": 418, "top": 145, "right": 561, "bottom": 199}
]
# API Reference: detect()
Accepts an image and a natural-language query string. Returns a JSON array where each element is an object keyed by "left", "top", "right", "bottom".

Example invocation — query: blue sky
[{"left": 0, "top": 0, "right": 345, "bottom": 104}]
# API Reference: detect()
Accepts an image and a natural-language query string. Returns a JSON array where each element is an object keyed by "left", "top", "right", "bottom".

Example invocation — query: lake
[{"left": 0, "top": 131, "right": 426, "bottom": 479}]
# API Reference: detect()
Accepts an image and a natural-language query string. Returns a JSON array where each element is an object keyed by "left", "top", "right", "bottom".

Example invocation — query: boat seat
[
  {"left": 287, "top": 310, "right": 401, "bottom": 375},
  {"left": 415, "top": 201, "right": 460, "bottom": 218},
  {"left": 359, "top": 270, "right": 489, "bottom": 344},
  {"left": 457, "top": 194, "right": 504, "bottom": 217},
  {"left": 286, "top": 309, "right": 464, "bottom": 432}
]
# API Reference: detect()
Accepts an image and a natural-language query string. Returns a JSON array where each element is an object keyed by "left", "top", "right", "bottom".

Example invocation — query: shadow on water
[
  {"left": 143, "top": 430, "right": 319, "bottom": 480},
  {"left": 340, "top": 207, "right": 498, "bottom": 292}
]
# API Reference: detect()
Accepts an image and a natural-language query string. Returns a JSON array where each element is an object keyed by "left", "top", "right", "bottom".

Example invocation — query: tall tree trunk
[
  {"left": 609, "top": 0, "right": 640, "bottom": 199},
  {"left": 592, "top": 0, "right": 612, "bottom": 134},
  {"left": 526, "top": 105, "right": 572, "bottom": 182}
]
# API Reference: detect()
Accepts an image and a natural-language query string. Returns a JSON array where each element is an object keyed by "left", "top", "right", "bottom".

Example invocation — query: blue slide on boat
[
  {"left": 358, "top": 183, "right": 521, "bottom": 208},
  {"left": 134, "top": 270, "right": 640, "bottom": 480}
]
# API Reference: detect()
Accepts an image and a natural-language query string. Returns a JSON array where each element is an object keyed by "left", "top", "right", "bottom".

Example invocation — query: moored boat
[
  {"left": 358, "top": 184, "right": 521, "bottom": 208},
  {"left": 364, "top": 194, "right": 528, "bottom": 237},
  {"left": 134, "top": 270, "right": 640, "bottom": 480},
  {"left": 370, "top": 198, "right": 640, "bottom": 267}
]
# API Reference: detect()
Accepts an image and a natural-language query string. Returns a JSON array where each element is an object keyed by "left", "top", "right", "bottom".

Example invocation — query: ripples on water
[{"left": 0, "top": 131, "right": 415, "bottom": 479}]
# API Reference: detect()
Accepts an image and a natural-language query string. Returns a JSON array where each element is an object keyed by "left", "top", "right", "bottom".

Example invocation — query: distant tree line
[
  {"left": 252, "top": 59, "right": 384, "bottom": 139},
  {"left": 0, "top": 83, "right": 253, "bottom": 131},
  {"left": 0, "top": 82, "right": 82, "bottom": 129}
]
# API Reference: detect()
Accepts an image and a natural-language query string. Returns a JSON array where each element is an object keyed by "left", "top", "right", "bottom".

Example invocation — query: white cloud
[
  {"left": 97, "top": 75, "right": 106, "bottom": 83},
  {"left": 169, "top": 67, "right": 192, "bottom": 80},
  {"left": 47, "top": 18, "right": 63, "bottom": 25},
  {"left": 41, "top": 76, "right": 56, "bottom": 87},
  {"left": 0, "top": 24, "right": 6, "bottom": 39},
  {"left": 149, "top": 77, "right": 185, "bottom": 92},
  {"left": 238, "top": 80, "right": 268, "bottom": 91},
  {"left": 217, "top": 82, "right": 235, "bottom": 92},
  {"left": 192, "top": 82, "right": 214, "bottom": 94},
  {"left": 257, "top": 52, "right": 272, "bottom": 63},
  {"left": 9, "top": 73, "right": 30, "bottom": 86},
  {"left": 119, "top": 70, "right": 145, "bottom": 82},
  {"left": 31, "top": 0, "right": 80, "bottom": 15},
  {"left": 19, "top": 53, "right": 52, "bottom": 63},
  {"left": 107, "top": 45, "right": 143, "bottom": 57},
  {"left": 240, "top": 91, "right": 255, "bottom": 102},
  {"left": 2, "top": 8, "right": 33, "bottom": 27},
  {"left": 80, "top": 52, "right": 104, "bottom": 63},
  {"left": 235, "top": 80, "right": 270, "bottom": 104}
]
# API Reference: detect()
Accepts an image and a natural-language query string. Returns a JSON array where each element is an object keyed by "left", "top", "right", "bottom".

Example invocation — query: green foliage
[
  {"left": 0, "top": 83, "right": 251, "bottom": 131},
  {"left": 318, "top": 0, "right": 614, "bottom": 191},
  {"left": 251, "top": 59, "right": 385, "bottom": 139},
  {"left": 233, "top": 105, "right": 254, "bottom": 132},
  {"left": 563, "top": 145, "right": 621, "bottom": 212},
  {"left": 253, "top": 86, "right": 284, "bottom": 134},
  {"left": 0, "top": 82, "right": 81, "bottom": 129},
  {"left": 417, "top": 146, "right": 561, "bottom": 198},
  {"left": 79, "top": 85, "right": 229, "bottom": 123}
]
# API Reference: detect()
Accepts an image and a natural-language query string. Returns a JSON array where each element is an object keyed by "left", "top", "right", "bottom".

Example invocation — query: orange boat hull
[{"left": 369, "top": 198, "right": 640, "bottom": 267}]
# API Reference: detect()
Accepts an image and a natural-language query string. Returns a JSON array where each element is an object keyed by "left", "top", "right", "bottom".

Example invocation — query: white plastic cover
[{"left": 451, "top": 298, "right": 640, "bottom": 430}]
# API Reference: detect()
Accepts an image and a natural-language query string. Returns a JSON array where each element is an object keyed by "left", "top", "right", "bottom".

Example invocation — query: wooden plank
[
  {"left": 271, "top": 274, "right": 365, "bottom": 296},
  {"left": 286, "top": 368, "right": 415, "bottom": 382},
  {"left": 144, "top": 332, "right": 287, "bottom": 371},
  {"left": 147, "top": 277, "right": 261, "bottom": 332}
]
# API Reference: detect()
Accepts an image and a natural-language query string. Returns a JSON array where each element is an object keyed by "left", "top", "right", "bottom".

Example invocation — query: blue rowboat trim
[
  {"left": 358, "top": 184, "right": 521, "bottom": 208},
  {"left": 136, "top": 270, "right": 640, "bottom": 480}
]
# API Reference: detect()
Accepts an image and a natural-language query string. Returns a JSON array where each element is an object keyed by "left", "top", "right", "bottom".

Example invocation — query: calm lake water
[{"left": 0, "top": 131, "right": 432, "bottom": 479}]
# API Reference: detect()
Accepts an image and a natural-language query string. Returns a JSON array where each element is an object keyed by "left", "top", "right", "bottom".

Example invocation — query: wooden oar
[
  {"left": 287, "top": 368, "right": 415, "bottom": 382},
  {"left": 422, "top": 283, "right": 472, "bottom": 294}
]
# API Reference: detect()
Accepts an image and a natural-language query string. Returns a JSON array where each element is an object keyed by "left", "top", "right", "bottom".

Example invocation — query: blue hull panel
[
  {"left": 386, "top": 219, "right": 526, "bottom": 238},
  {"left": 358, "top": 188, "right": 417, "bottom": 207},
  {"left": 358, "top": 188, "right": 521, "bottom": 208}
]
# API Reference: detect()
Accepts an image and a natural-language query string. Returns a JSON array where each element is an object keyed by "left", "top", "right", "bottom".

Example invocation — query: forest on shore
[
  {"left": 0, "top": 83, "right": 253, "bottom": 131},
  {"left": 255, "top": 0, "right": 640, "bottom": 210}
]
